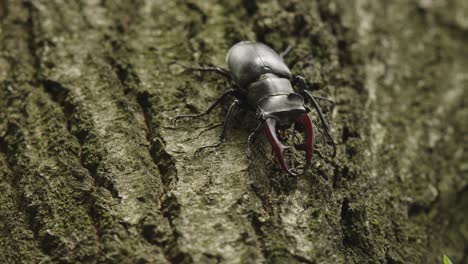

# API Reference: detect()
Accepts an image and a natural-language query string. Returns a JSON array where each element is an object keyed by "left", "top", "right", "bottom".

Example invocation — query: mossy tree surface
[{"left": 0, "top": 0, "right": 467, "bottom": 263}]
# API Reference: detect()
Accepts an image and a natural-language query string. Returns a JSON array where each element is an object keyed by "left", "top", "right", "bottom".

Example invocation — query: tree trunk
[{"left": 0, "top": 0, "right": 467, "bottom": 263}]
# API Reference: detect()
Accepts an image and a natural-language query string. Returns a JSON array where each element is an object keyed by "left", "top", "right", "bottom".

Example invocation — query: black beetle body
[
  {"left": 227, "top": 41, "right": 307, "bottom": 127},
  {"left": 174, "top": 41, "right": 335, "bottom": 175}
]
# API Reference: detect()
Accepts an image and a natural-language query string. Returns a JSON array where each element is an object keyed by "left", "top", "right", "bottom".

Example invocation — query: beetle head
[{"left": 257, "top": 94, "right": 315, "bottom": 176}]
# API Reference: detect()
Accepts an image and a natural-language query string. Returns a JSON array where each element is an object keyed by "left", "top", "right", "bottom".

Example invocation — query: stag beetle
[{"left": 174, "top": 41, "right": 335, "bottom": 175}]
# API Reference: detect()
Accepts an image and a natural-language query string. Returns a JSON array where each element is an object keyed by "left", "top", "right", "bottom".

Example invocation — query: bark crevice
[{"left": 108, "top": 57, "right": 192, "bottom": 263}]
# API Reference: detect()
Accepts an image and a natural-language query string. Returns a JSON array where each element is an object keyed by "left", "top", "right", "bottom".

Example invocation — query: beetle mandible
[{"left": 173, "top": 41, "right": 336, "bottom": 175}]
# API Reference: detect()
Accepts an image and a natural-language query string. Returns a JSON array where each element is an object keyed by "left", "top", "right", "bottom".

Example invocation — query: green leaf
[{"left": 444, "top": 255, "right": 453, "bottom": 264}]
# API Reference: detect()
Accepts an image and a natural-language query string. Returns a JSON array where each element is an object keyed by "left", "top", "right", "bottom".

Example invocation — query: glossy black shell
[
  {"left": 226, "top": 41, "right": 292, "bottom": 88},
  {"left": 226, "top": 41, "right": 306, "bottom": 120}
]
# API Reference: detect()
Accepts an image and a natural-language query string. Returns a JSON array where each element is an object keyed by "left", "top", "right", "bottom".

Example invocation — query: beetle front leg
[
  {"left": 312, "top": 95, "right": 336, "bottom": 112},
  {"left": 294, "top": 75, "right": 336, "bottom": 157},
  {"left": 302, "top": 90, "right": 336, "bottom": 157}
]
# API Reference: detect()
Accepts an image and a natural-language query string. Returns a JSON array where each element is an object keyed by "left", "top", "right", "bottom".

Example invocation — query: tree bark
[{"left": 0, "top": 0, "right": 467, "bottom": 263}]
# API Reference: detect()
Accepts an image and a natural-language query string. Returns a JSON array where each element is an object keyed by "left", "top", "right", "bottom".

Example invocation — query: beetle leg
[
  {"left": 294, "top": 75, "right": 336, "bottom": 158},
  {"left": 175, "top": 62, "right": 232, "bottom": 81},
  {"left": 279, "top": 45, "right": 293, "bottom": 59},
  {"left": 246, "top": 121, "right": 263, "bottom": 158},
  {"left": 172, "top": 89, "right": 238, "bottom": 125},
  {"left": 313, "top": 95, "right": 336, "bottom": 111},
  {"left": 302, "top": 90, "right": 336, "bottom": 157},
  {"left": 294, "top": 76, "right": 336, "bottom": 157},
  {"left": 194, "top": 100, "right": 239, "bottom": 156},
  {"left": 264, "top": 118, "right": 295, "bottom": 175},
  {"left": 194, "top": 123, "right": 223, "bottom": 139}
]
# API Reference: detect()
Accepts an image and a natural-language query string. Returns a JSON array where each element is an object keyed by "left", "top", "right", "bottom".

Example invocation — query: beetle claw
[
  {"left": 264, "top": 114, "right": 314, "bottom": 175},
  {"left": 265, "top": 118, "right": 296, "bottom": 175},
  {"left": 294, "top": 113, "right": 315, "bottom": 169}
]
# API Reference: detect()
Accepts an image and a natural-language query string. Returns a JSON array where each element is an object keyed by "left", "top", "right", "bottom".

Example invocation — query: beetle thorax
[{"left": 245, "top": 75, "right": 307, "bottom": 122}]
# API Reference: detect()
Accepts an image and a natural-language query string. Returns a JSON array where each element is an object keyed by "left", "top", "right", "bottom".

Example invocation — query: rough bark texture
[{"left": 0, "top": 0, "right": 467, "bottom": 263}]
